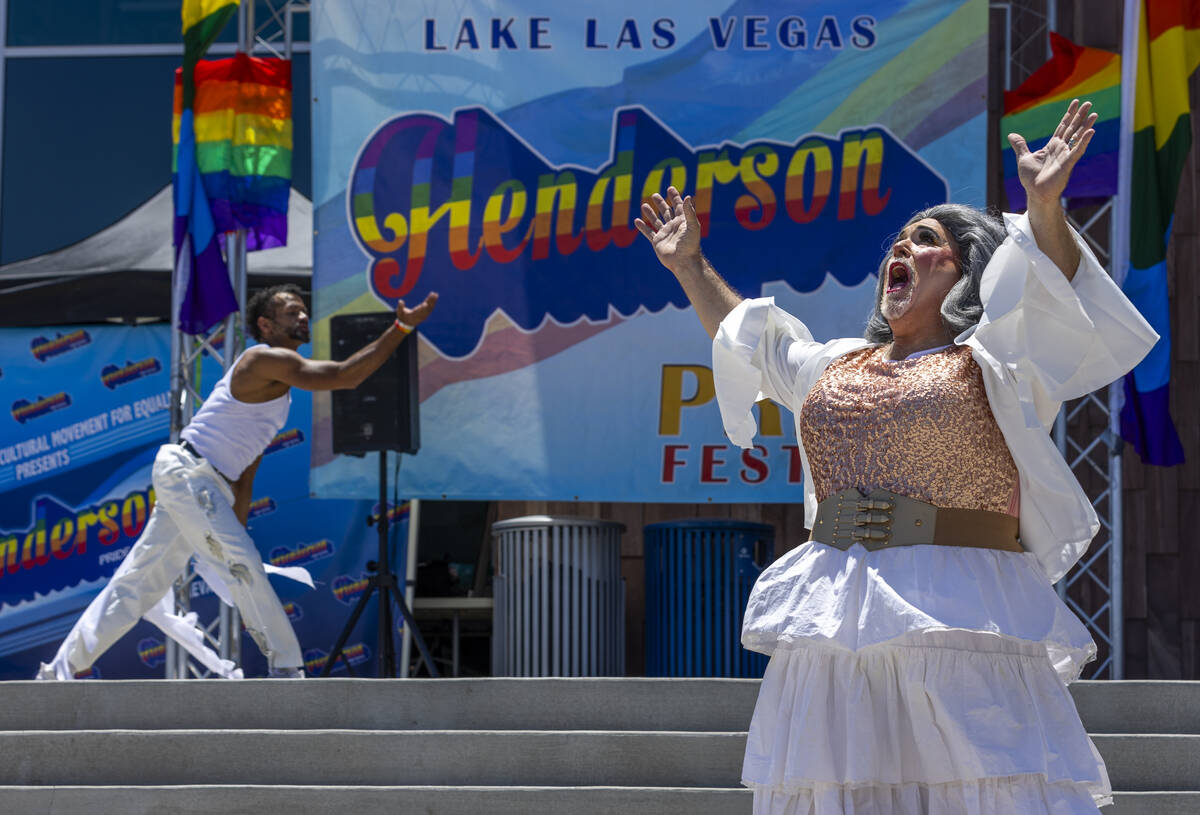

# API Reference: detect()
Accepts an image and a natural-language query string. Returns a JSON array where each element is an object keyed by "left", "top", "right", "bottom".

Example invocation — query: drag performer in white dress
[
  {"left": 636, "top": 99, "right": 1157, "bottom": 813},
  {"left": 39, "top": 285, "right": 437, "bottom": 679}
]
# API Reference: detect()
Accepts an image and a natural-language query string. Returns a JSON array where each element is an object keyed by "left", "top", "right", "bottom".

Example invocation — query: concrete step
[
  {"left": 3, "top": 678, "right": 1195, "bottom": 815},
  {"left": 1070, "top": 681, "right": 1200, "bottom": 734},
  {"left": 1109, "top": 792, "right": 1200, "bottom": 815},
  {"left": 4, "top": 678, "right": 1196, "bottom": 735},
  {"left": 6, "top": 729, "right": 1199, "bottom": 792},
  {"left": 0, "top": 786, "right": 753, "bottom": 815},
  {"left": 0, "top": 730, "right": 748, "bottom": 788},
  {"left": 0, "top": 678, "right": 759, "bottom": 732},
  {"left": 1092, "top": 735, "right": 1200, "bottom": 791},
  {"left": 0, "top": 787, "right": 1193, "bottom": 815}
]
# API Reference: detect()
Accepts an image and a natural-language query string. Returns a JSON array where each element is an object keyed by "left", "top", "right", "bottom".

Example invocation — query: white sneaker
[
  {"left": 268, "top": 666, "right": 305, "bottom": 678},
  {"left": 35, "top": 662, "right": 61, "bottom": 680}
]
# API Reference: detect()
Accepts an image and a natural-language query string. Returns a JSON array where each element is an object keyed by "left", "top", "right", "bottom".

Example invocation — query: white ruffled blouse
[
  {"left": 713, "top": 212, "right": 1157, "bottom": 584},
  {"left": 712, "top": 213, "right": 1157, "bottom": 683}
]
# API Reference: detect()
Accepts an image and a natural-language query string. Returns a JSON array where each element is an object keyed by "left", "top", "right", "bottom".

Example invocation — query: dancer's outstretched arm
[
  {"left": 245, "top": 292, "right": 438, "bottom": 392},
  {"left": 1007, "top": 98, "right": 1098, "bottom": 282},
  {"left": 635, "top": 185, "right": 741, "bottom": 339}
]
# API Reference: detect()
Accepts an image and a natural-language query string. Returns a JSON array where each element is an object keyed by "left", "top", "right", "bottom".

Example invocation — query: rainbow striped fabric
[
  {"left": 1001, "top": 32, "right": 1121, "bottom": 210},
  {"left": 183, "top": 0, "right": 239, "bottom": 77},
  {"left": 1119, "top": 0, "right": 1200, "bottom": 466},
  {"left": 173, "top": 55, "right": 293, "bottom": 252},
  {"left": 174, "top": 0, "right": 240, "bottom": 334}
]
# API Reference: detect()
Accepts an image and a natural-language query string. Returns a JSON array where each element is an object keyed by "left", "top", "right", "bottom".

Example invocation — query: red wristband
[{"left": 394, "top": 319, "right": 413, "bottom": 334}]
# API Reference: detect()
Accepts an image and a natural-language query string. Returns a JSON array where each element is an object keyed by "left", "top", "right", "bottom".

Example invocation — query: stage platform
[{"left": 0, "top": 678, "right": 1196, "bottom": 814}]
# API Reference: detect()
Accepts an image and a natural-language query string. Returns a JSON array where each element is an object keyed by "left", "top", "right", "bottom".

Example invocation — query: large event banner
[
  {"left": 311, "top": 1, "right": 987, "bottom": 502},
  {"left": 1, "top": 324, "right": 170, "bottom": 490},
  {"left": 0, "top": 325, "right": 389, "bottom": 679}
]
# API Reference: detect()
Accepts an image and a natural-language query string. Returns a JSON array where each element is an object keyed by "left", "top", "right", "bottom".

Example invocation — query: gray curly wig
[{"left": 863, "top": 204, "right": 1007, "bottom": 344}]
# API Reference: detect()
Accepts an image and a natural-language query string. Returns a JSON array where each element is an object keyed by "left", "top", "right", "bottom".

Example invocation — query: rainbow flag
[
  {"left": 1119, "top": 0, "right": 1199, "bottom": 466},
  {"left": 173, "top": 54, "right": 292, "bottom": 251},
  {"left": 174, "top": 0, "right": 239, "bottom": 334},
  {"left": 1001, "top": 32, "right": 1121, "bottom": 210},
  {"left": 183, "top": 0, "right": 239, "bottom": 81}
]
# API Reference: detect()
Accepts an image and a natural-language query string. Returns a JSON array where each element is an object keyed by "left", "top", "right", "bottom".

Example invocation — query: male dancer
[{"left": 38, "top": 284, "right": 437, "bottom": 679}]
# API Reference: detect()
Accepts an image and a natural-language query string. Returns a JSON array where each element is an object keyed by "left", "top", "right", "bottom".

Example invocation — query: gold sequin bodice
[{"left": 799, "top": 345, "right": 1019, "bottom": 516}]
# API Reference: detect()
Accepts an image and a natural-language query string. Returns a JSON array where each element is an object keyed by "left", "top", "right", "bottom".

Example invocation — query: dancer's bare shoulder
[
  {"left": 235, "top": 344, "right": 353, "bottom": 397},
  {"left": 231, "top": 346, "right": 306, "bottom": 401}
]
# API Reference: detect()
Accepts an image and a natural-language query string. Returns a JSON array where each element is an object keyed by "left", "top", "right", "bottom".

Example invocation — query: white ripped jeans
[{"left": 45, "top": 443, "right": 303, "bottom": 676}]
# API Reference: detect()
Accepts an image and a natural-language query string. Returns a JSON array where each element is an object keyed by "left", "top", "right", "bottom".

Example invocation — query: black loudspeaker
[{"left": 330, "top": 313, "right": 420, "bottom": 455}]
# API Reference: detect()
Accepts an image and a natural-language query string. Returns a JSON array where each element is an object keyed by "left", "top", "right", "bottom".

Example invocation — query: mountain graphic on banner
[{"left": 350, "top": 106, "right": 948, "bottom": 358}]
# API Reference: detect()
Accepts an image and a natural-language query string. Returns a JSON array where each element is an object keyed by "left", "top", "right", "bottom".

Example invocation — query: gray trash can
[{"left": 491, "top": 516, "right": 625, "bottom": 676}]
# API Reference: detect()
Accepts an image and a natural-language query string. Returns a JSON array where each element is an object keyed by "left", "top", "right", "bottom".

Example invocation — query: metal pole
[
  {"left": 992, "top": 2, "right": 1013, "bottom": 90},
  {"left": 1113, "top": 0, "right": 1140, "bottom": 289},
  {"left": 400, "top": 498, "right": 421, "bottom": 677},
  {"left": 1046, "top": 0, "right": 1056, "bottom": 57},
  {"left": 235, "top": 0, "right": 252, "bottom": 303},
  {"left": 1109, "top": 383, "right": 1125, "bottom": 678},
  {"left": 377, "top": 451, "right": 396, "bottom": 677},
  {"left": 166, "top": 159, "right": 188, "bottom": 679},
  {"left": 221, "top": 231, "right": 246, "bottom": 664},
  {"left": 240, "top": 1, "right": 255, "bottom": 52}
]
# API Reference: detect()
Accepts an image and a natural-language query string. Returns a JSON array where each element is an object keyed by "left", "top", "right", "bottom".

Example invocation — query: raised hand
[
  {"left": 634, "top": 186, "right": 702, "bottom": 272},
  {"left": 1007, "top": 98, "right": 1097, "bottom": 207},
  {"left": 396, "top": 291, "right": 438, "bottom": 327}
]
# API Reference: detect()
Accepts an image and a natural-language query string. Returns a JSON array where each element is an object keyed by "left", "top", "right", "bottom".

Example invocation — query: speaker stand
[{"left": 320, "top": 451, "right": 439, "bottom": 678}]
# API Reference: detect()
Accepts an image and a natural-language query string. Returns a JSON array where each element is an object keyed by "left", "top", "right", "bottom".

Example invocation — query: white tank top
[{"left": 179, "top": 347, "right": 291, "bottom": 480}]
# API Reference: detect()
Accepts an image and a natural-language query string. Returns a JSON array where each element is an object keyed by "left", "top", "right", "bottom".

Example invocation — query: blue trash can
[{"left": 643, "top": 519, "right": 775, "bottom": 677}]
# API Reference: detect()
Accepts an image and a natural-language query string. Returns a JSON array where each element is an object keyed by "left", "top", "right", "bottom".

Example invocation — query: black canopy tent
[{"left": 0, "top": 185, "right": 312, "bottom": 326}]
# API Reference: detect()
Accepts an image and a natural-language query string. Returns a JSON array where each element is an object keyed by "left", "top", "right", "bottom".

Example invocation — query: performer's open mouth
[{"left": 886, "top": 262, "right": 912, "bottom": 294}]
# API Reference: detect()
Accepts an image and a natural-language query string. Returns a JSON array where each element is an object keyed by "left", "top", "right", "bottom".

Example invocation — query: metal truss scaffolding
[
  {"left": 991, "top": 0, "right": 1056, "bottom": 89},
  {"left": 1056, "top": 202, "right": 1124, "bottom": 680},
  {"left": 166, "top": 1, "right": 308, "bottom": 679},
  {"left": 992, "top": 1, "right": 1124, "bottom": 679},
  {"left": 166, "top": 233, "right": 247, "bottom": 678}
]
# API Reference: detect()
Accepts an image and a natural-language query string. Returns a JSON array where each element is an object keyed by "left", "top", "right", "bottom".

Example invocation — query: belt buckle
[
  {"left": 814, "top": 490, "right": 904, "bottom": 550},
  {"left": 851, "top": 493, "right": 894, "bottom": 546}
]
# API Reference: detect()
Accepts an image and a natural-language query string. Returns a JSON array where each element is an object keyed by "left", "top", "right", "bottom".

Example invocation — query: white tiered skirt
[{"left": 741, "top": 542, "right": 1111, "bottom": 814}]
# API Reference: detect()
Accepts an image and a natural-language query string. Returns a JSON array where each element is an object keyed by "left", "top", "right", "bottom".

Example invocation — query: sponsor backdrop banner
[
  {"left": 311, "top": 0, "right": 987, "bottom": 502},
  {"left": 0, "top": 324, "right": 393, "bottom": 679}
]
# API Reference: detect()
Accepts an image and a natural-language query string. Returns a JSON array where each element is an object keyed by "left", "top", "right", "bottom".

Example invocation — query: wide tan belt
[{"left": 809, "top": 488, "right": 1022, "bottom": 553}]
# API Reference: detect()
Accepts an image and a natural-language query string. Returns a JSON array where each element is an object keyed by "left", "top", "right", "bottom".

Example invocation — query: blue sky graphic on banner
[
  {"left": 0, "top": 325, "right": 392, "bottom": 679},
  {"left": 311, "top": 0, "right": 987, "bottom": 502}
]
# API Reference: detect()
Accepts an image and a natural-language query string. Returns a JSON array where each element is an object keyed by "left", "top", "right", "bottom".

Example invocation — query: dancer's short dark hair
[{"left": 247, "top": 283, "right": 305, "bottom": 341}]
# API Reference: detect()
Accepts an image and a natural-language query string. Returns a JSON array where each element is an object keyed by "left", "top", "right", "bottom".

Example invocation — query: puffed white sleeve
[
  {"left": 970, "top": 212, "right": 1158, "bottom": 427},
  {"left": 711, "top": 297, "right": 830, "bottom": 449}
]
